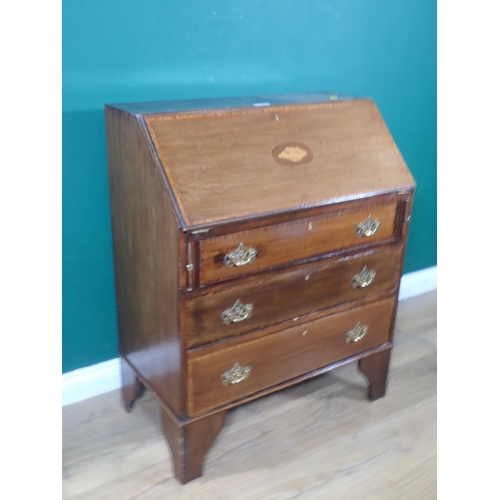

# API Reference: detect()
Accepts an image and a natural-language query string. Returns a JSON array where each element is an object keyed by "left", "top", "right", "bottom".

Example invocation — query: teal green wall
[{"left": 63, "top": 1, "right": 436, "bottom": 373}]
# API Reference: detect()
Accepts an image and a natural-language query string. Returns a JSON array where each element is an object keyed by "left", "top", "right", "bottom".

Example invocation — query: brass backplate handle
[
  {"left": 221, "top": 299, "right": 254, "bottom": 325},
  {"left": 345, "top": 322, "right": 369, "bottom": 343},
  {"left": 356, "top": 214, "right": 381, "bottom": 237},
  {"left": 351, "top": 266, "right": 376, "bottom": 288},
  {"left": 223, "top": 242, "right": 258, "bottom": 268},
  {"left": 221, "top": 363, "right": 253, "bottom": 386}
]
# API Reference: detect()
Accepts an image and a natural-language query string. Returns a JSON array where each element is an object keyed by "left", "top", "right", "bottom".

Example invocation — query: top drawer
[{"left": 197, "top": 199, "right": 398, "bottom": 286}]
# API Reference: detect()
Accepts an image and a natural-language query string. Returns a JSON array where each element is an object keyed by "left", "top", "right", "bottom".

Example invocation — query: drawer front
[
  {"left": 187, "top": 297, "right": 396, "bottom": 415},
  {"left": 184, "top": 245, "right": 402, "bottom": 348},
  {"left": 199, "top": 201, "right": 398, "bottom": 286}
]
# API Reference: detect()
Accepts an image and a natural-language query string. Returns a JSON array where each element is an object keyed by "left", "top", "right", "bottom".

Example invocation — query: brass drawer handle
[
  {"left": 221, "top": 362, "right": 252, "bottom": 386},
  {"left": 223, "top": 242, "right": 258, "bottom": 268},
  {"left": 356, "top": 214, "right": 381, "bottom": 237},
  {"left": 351, "top": 266, "right": 376, "bottom": 288},
  {"left": 345, "top": 322, "right": 368, "bottom": 343},
  {"left": 221, "top": 299, "right": 254, "bottom": 325}
]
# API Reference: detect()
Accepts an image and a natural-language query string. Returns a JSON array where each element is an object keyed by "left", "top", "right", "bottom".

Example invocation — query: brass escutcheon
[
  {"left": 221, "top": 299, "right": 254, "bottom": 325},
  {"left": 356, "top": 214, "right": 381, "bottom": 237},
  {"left": 351, "top": 266, "right": 376, "bottom": 288},
  {"left": 223, "top": 242, "right": 258, "bottom": 268},
  {"left": 345, "top": 322, "right": 369, "bottom": 343},
  {"left": 220, "top": 363, "right": 252, "bottom": 386}
]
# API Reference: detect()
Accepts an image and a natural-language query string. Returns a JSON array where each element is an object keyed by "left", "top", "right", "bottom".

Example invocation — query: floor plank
[{"left": 62, "top": 291, "right": 436, "bottom": 499}]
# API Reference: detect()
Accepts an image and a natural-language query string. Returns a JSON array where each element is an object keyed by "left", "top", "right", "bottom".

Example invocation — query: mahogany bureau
[{"left": 105, "top": 93, "right": 415, "bottom": 484}]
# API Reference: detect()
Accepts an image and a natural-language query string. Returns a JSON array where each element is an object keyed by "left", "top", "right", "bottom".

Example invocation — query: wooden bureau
[{"left": 105, "top": 93, "right": 415, "bottom": 484}]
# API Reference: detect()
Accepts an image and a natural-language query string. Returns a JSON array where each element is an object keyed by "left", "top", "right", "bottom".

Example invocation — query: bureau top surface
[{"left": 112, "top": 94, "right": 415, "bottom": 227}]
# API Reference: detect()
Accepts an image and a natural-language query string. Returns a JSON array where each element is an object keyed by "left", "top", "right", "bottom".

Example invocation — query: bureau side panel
[{"left": 105, "top": 107, "right": 183, "bottom": 416}]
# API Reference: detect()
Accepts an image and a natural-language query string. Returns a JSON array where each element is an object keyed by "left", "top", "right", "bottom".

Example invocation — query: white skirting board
[
  {"left": 397, "top": 265, "right": 437, "bottom": 302},
  {"left": 62, "top": 265, "right": 437, "bottom": 407}
]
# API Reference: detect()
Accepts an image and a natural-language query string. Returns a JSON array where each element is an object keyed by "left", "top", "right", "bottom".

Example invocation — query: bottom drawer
[{"left": 187, "top": 296, "right": 396, "bottom": 415}]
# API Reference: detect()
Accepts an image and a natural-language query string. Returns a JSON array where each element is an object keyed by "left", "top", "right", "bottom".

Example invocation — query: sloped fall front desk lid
[{"left": 121, "top": 94, "right": 416, "bottom": 227}]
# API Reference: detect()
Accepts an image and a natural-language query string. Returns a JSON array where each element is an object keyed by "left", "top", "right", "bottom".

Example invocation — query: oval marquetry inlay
[{"left": 271, "top": 142, "right": 314, "bottom": 166}]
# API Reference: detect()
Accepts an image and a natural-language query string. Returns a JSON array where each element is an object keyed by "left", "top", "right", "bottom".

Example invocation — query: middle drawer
[{"left": 183, "top": 245, "right": 403, "bottom": 348}]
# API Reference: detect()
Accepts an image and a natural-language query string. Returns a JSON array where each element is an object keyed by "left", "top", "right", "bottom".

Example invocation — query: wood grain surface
[
  {"left": 106, "top": 107, "right": 183, "bottom": 415},
  {"left": 145, "top": 100, "right": 415, "bottom": 226},
  {"left": 62, "top": 291, "right": 436, "bottom": 499},
  {"left": 184, "top": 245, "right": 403, "bottom": 348},
  {"left": 187, "top": 297, "right": 395, "bottom": 415},
  {"left": 198, "top": 199, "right": 398, "bottom": 285}
]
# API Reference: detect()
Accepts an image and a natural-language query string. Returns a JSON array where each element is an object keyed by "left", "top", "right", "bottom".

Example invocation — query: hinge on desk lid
[
  {"left": 400, "top": 194, "right": 414, "bottom": 240},
  {"left": 403, "top": 195, "right": 413, "bottom": 223},
  {"left": 185, "top": 240, "right": 195, "bottom": 290},
  {"left": 394, "top": 190, "right": 414, "bottom": 241}
]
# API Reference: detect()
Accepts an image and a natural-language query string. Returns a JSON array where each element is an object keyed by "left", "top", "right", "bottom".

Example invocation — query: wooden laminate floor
[{"left": 62, "top": 291, "right": 437, "bottom": 500}]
